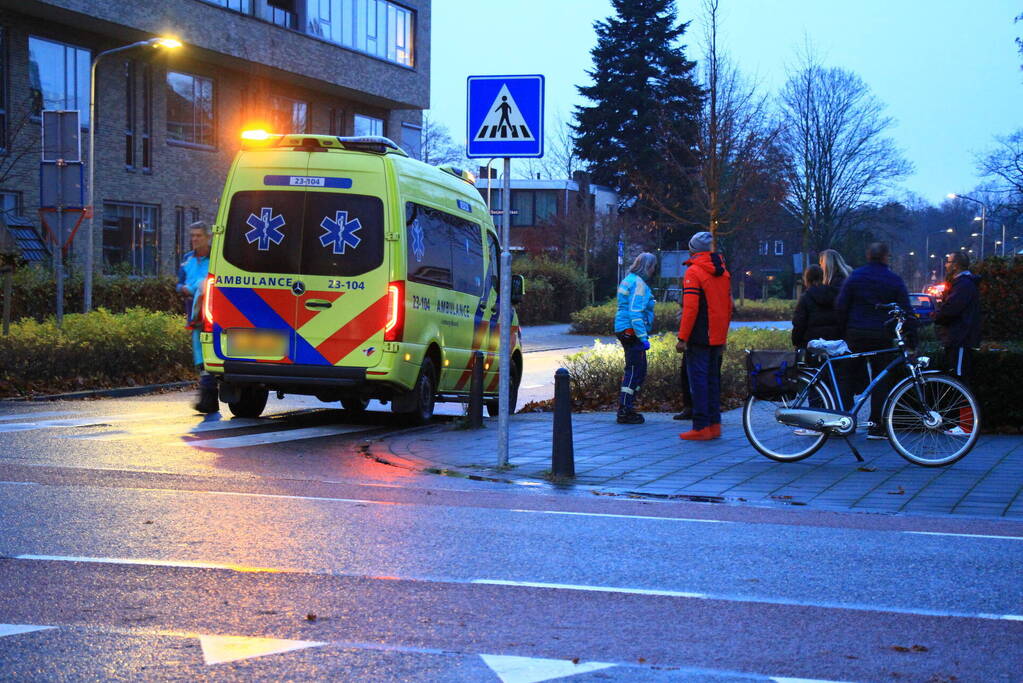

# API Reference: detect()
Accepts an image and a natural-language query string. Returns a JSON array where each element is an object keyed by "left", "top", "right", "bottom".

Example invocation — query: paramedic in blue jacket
[
  {"left": 176, "top": 221, "right": 217, "bottom": 414},
  {"left": 614, "top": 252, "right": 657, "bottom": 424}
]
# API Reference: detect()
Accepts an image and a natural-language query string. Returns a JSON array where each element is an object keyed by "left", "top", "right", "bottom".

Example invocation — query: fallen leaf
[
  {"left": 888, "top": 486, "right": 906, "bottom": 495},
  {"left": 143, "top": 520, "right": 153, "bottom": 525},
  {"left": 306, "top": 613, "right": 317, "bottom": 621},
  {"left": 571, "top": 657, "right": 580, "bottom": 664},
  {"left": 857, "top": 466, "right": 877, "bottom": 472},
  {"left": 637, "top": 657, "right": 646, "bottom": 663}
]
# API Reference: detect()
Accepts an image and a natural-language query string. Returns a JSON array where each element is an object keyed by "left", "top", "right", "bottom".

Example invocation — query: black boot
[
  {"left": 672, "top": 406, "right": 693, "bottom": 421},
  {"left": 617, "top": 408, "right": 644, "bottom": 424},
  {"left": 193, "top": 377, "right": 219, "bottom": 414}
]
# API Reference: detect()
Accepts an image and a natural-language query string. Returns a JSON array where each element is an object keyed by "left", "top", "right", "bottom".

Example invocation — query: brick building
[{"left": 0, "top": 0, "right": 429, "bottom": 275}]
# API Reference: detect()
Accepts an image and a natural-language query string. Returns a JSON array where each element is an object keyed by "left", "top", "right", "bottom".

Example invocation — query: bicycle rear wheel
[
  {"left": 743, "top": 373, "right": 833, "bottom": 462},
  {"left": 885, "top": 374, "right": 979, "bottom": 467}
]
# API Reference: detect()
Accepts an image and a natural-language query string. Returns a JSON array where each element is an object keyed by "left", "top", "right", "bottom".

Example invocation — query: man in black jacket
[
  {"left": 836, "top": 242, "right": 917, "bottom": 439},
  {"left": 934, "top": 252, "right": 981, "bottom": 384}
]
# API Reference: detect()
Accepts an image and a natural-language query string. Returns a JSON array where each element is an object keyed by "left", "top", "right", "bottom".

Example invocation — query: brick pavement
[{"left": 370, "top": 409, "right": 1023, "bottom": 519}]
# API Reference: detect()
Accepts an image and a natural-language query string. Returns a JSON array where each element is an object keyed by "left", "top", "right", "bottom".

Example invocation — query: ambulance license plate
[{"left": 226, "top": 329, "right": 288, "bottom": 358}]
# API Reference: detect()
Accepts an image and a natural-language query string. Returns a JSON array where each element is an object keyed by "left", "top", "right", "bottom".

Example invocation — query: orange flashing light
[{"left": 241, "top": 129, "right": 273, "bottom": 141}]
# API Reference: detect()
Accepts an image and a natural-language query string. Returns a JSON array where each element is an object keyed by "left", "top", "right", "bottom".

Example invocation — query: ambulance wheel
[
  {"left": 486, "top": 359, "right": 521, "bottom": 418},
  {"left": 341, "top": 396, "right": 370, "bottom": 413},
  {"left": 405, "top": 357, "right": 437, "bottom": 425},
  {"left": 228, "top": 387, "right": 268, "bottom": 418}
]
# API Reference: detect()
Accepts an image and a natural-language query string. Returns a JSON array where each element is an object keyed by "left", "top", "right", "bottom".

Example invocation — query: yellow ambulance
[{"left": 199, "top": 133, "right": 523, "bottom": 423}]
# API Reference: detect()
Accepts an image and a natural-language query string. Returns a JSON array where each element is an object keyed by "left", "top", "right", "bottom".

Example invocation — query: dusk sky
[{"left": 429, "top": 0, "right": 1023, "bottom": 207}]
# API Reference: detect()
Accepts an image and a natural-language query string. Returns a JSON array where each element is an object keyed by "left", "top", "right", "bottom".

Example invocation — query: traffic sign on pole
[
  {"left": 467, "top": 75, "right": 545, "bottom": 468},
  {"left": 466, "top": 75, "right": 544, "bottom": 158}
]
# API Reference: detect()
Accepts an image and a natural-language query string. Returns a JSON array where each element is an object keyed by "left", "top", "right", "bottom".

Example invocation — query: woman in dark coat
[{"left": 792, "top": 264, "right": 841, "bottom": 348}]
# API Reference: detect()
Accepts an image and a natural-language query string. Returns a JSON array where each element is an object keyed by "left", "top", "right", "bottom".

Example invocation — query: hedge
[
  {"left": 0, "top": 266, "right": 182, "bottom": 323},
  {"left": 974, "top": 256, "right": 1023, "bottom": 342},
  {"left": 0, "top": 308, "right": 193, "bottom": 397},
  {"left": 569, "top": 298, "right": 796, "bottom": 335},
  {"left": 562, "top": 330, "right": 1022, "bottom": 432},
  {"left": 513, "top": 257, "right": 591, "bottom": 325}
]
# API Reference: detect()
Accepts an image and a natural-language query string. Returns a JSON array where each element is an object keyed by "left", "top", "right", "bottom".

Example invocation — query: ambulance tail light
[
  {"left": 202, "top": 275, "right": 216, "bottom": 333},
  {"left": 384, "top": 281, "right": 404, "bottom": 342}
]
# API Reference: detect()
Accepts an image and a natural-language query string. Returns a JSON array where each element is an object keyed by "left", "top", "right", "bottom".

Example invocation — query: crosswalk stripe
[
  {"left": 184, "top": 424, "right": 370, "bottom": 449},
  {"left": 72, "top": 417, "right": 269, "bottom": 441},
  {"left": 0, "top": 413, "right": 165, "bottom": 434},
  {"left": 0, "top": 411, "right": 74, "bottom": 423}
]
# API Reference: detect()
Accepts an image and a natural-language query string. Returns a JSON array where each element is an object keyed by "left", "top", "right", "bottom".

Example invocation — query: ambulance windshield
[{"left": 223, "top": 190, "right": 384, "bottom": 276}]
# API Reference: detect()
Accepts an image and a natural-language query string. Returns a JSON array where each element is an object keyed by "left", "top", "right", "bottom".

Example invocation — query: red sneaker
[
  {"left": 679, "top": 427, "right": 715, "bottom": 441},
  {"left": 709, "top": 423, "right": 721, "bottom": 438}
]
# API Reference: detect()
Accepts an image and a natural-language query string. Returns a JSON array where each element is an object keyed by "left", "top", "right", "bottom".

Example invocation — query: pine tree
[{"left": 573, "top": 0, "right": 704, "bottom": 235}]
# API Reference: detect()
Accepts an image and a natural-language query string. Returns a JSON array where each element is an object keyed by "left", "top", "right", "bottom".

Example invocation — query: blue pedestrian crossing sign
[{"left": 467, "top": 75, "right": 544, "bottom": 158}]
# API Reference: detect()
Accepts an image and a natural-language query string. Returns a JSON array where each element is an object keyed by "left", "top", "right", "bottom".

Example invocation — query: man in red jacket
[{"left": 676, "top": 231, "right": 732, "bottom": 440}]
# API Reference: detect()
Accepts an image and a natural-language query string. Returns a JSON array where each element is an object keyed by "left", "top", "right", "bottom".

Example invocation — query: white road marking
[
  {"left": 168, "top": 489, "right": 394, "bottom": 506},
  {"left": 519, "top": 384, "right": 545, "bottom": 389},
  {"left": 183, "top": 424, "right": 370, "bottom": 448},
  {"left": 904, "top": 531, "right": 1023, "bottom": 541},
  {"left": 199, "top": 634, "right": 327, "bottom": 665},
  {"left": 0, "top": 413, "right": 164, "bottom": 434},
  {"left": 0, "top": 481, "right": 38, "bottom": 487},
  {"left": 471, "top": 579, "right": 1023, "bottom": 622},
  {"left": 72, "top": 417, "right": 269, "bottom": 440},
  {"left": 480, "top": 654, "right": 616, "bottom": 682},
  {"left": 14, "top": 555, "right": 294, "bottom": 573},
  {"left": 0, "top": 624, "right": 56, "bottom": 638},
  {"left": 0, "top": 411, "right": 74, "bottom": 423},
  {"left": 512, "top": 509, "right": 730, "bottom": 523}
]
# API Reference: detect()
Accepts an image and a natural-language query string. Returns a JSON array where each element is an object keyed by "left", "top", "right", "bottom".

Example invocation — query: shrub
[
  {"left": 0, "top": 265, "right": 182, "bottom": 323},
  {"left": 563, "top": 327, "right": 791, "bottom": 412},
  {"left": 513, "top": 257, "right": 590, "bottom": 324},
  {"left": 569, "top": 298, "right": 796, "bottom": 335},
  {"left": 973, "top": 256, "right": 1023, "bottom": 342},
  {"left": 0, "top": 308, "right": 193, "bottom": 397}
]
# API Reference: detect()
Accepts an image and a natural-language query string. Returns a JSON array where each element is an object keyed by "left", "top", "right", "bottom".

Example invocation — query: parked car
[{"left": 909, "top": 292, "right": 937, "bottom": 325}]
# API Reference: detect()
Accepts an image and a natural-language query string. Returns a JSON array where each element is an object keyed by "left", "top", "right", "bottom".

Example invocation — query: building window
[
  {"left": 166, "top": 71, "right": 215, "bottom": 148},
  {"left": 202, "top": 0, "right": 251, "bottom": 12},
  {"left": 0, "top": 191, "right": 21, "bottom": 217},
  {"left": 310, "top": 0, "right": 414, "bottom": 67},
  {"left": 269, "top": 94, "right": 308, "bottom": 134},
  {"left": 28, "top": 36, "right": 90, "bottom": 127},
  {"left": 124, "top": 60, "right": 135, "bottom": 169},
  {"left": 774, "top": 240, "right": 784, "bottom": 256},
  {"left": 400, "top": 122, "right": 421, "bottom": 160},
  {"left": 102, "top": 202, "right": 160, "bottom": 275},
  {"left": 535, "top": 191, "right": 558, "bottom": 223},
  {"left": 510, "top": 191, "right": 533, "bottom": 227},
  {"left": 354, "top": 113, "right": 383, "bottom": 137},
  {"left": 141, "top": 63, "right": 152, "bottom": 172},
  {"left": 329, "top": 108, "right": 346, "bottom": 135},
  {"left": 758, "top": 240, "right": 769, "bottom": 256}
]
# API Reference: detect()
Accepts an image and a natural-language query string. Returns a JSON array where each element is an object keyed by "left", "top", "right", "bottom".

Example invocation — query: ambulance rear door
[{"left": 294, "top": 153, "right": 389, "bottom": 368}]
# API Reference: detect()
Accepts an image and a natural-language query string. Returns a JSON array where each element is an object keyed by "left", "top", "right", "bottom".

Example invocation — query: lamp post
[
  {"left": 947, "top": 193, "right": 986, "bottom": 262},
  {"left": 924, "top": 227, "right": 954, "bottom": 285},
  {"left": 84, "top": 36, "right": 181, "bottom": 312}
]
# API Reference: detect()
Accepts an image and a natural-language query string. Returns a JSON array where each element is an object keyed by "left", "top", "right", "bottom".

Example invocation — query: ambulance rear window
[{"left": 223, "top": 190, "right": 383, "bottom": 277}]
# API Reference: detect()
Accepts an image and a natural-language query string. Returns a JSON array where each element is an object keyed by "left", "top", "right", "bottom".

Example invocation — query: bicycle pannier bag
[{"left": 746, "top": 350, "right": 799, "bottom": 399}]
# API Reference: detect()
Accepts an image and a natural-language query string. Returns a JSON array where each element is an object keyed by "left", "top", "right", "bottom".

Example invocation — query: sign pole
[{"left": 497, "top": 157, "right": 512, "bottom": 467}]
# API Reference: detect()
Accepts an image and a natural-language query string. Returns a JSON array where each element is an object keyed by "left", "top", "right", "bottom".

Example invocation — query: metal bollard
[
  {"left": 1, "top": 266, "right": 11, "bottom": 336},
  {"left": 467, "top": 350, "right": 484, "bottom": 429},
  {"left": 551, "top": 368, "right": 575, "bottom": 477}
]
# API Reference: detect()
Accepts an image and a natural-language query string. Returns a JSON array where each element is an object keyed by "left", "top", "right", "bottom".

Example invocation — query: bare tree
[
  {"left": 419, "top": 112, "right": 468, "bottom": 167},
  {"left": 777, "top": 49, "right": 912, "bottom": 257},
  {"left": 517, "top": 111, "right": 583, "bottom": 180},
  {"left": 977, "top": 129, "right": 1023, "bottom": 212},
  {"left": 0, "top": 95, "right": 42, "bottom": 190}
]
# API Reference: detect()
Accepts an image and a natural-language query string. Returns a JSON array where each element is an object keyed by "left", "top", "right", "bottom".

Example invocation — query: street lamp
[
  {"left": 84, "top": 36, "right": 181, "bottom": 312},
  {"left": 947, "top": 193, "right": 986, "bottom": 261},
  {"left": 924, "top": 227, "right": 954, "bottom": 285}
]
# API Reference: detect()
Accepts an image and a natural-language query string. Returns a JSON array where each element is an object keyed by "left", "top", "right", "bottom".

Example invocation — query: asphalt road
[{"left": 1, "top": 380, "right": 1020, "bottom": 680}]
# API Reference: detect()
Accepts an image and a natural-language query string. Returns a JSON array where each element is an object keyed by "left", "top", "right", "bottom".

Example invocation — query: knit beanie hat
[{"left": 689, "top": 231, "right": 713, "bottom": 253}]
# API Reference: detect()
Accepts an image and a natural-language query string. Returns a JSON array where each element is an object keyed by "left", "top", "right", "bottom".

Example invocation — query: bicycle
[{"left": 742, "top": 303, "right": 980, "bottom": 467}]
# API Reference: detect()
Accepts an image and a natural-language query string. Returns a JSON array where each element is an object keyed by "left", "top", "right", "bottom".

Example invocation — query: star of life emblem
[
  {"left": 411, "top": 220, "right": 425, "bottom": 262},
  {"left": 319, "top": 211, "right": 362, "bottom": 255},
  {"left": 245, "top": 207, "right": 286, "bottom": 251}
]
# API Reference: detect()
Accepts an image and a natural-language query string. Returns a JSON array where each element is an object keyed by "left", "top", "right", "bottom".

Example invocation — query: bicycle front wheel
[
  {"left": 743, "top": 373, "right": 833, "bottom": 462},
  {"left": 885, "top": 374, "right": 980, "bottom": 467}
]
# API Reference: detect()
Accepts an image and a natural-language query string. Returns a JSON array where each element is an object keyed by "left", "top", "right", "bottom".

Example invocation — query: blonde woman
[{"left": 819, "top": 249, "right": 852, "bottom": 292}]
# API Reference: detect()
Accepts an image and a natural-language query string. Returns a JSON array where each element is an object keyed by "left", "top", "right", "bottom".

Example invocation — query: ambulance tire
[
  {"left": 341, "top": 396, "right": 370, "bottom": 413},
  {"left": 228, "top": 387, "right": 269, "bottom": 418},
  {"left": 404, "top": 357, "right": 437, "bottom": 425},
  {"left": 486, "top": 359, "right": 521, "bottom": 418}
]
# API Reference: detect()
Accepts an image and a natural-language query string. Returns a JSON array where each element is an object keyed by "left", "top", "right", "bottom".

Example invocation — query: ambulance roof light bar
[
  {"left": 437, "top": 165, "right": 476, "bottom": 185},
  {"left": 335, "top": 136, "right": 407, "bottom": 156}
]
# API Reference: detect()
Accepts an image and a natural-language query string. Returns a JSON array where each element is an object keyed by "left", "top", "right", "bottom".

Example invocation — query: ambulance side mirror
[{"left": 511, "top": 275, "right": 525, "bottom": 305}]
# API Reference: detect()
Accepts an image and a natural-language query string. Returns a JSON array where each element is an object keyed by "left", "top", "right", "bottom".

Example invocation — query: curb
[{"left": 0, "top": 381, "right": 195, "bottom": 403}]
